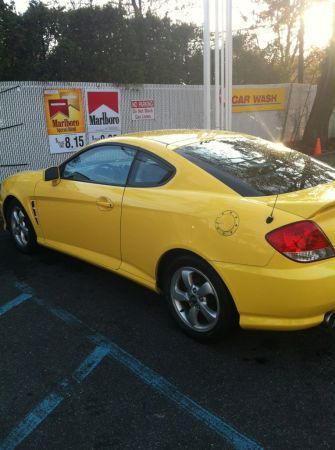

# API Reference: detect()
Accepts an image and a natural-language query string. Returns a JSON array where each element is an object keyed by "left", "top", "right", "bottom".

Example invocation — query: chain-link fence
[{"left": 0, "top": 81, "right": 317, "bottom": 181}]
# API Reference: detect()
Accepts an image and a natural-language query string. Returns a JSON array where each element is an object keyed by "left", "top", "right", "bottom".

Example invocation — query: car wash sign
[
  {"left": 86, "top": 89, "right": 121, "bottom": 143},
  {"left": 232, "top": 87, "right": 285, "bottom": 112}
]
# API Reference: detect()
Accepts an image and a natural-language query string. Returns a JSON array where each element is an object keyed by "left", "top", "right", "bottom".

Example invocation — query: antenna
[{"left": 266, "top": 193, "right": 279, "bottom": 224}]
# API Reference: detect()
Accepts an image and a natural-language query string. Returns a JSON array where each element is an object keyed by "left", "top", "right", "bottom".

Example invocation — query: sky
[{"left": 12, "top": 0, "right": 334, "bottom": 50}]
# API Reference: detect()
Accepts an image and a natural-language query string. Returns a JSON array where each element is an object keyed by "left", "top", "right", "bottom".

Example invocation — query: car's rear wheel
[
  {"left": 163, "top": 255, "right": 238, "bottom": 342},
  {"left": 8, "top": 200, "right": 37, "bottom": 254}
]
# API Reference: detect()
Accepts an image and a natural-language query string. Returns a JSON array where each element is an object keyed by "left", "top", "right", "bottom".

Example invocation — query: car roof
[{"left": 122, "top": 129, "right": 242, "bottom": 146}]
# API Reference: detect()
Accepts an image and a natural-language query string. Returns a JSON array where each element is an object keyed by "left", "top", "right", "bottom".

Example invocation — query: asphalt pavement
[{"left": 1, "top": 226, "right": 335, "bottom": 449}]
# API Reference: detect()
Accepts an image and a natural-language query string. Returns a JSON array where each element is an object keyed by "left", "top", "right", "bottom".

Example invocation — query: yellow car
[{"left": 2, "top": 129, "right": 335, "bottom": 341}]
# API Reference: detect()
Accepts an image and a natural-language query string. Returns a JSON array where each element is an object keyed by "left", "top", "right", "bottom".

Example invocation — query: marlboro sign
[
  {"left": 86, "top": 89, "right": 121, "bottom": 143},
  {"left": 43, "top": 88, "right": 86, "bottom": 154},
  {"left": 44, "top": 89, "right": 85, "bottom": 135}
]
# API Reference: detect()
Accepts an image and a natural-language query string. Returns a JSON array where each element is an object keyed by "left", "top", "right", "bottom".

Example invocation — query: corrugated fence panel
[
  {"left": 0, "top": 81, "right": 318, "bottom": 181},
  {"left": 283, "top": 83, "right": 317, "bottom": 142}
]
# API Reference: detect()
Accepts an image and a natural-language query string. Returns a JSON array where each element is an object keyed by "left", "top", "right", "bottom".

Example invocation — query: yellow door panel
[{"left": 34, "top": 179, "right": 124, "bottom": 269}]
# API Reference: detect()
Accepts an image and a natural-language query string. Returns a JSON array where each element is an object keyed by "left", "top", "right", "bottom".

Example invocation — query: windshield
[{"left": 175, "top": 137, "right": 335, "bottom": 197}]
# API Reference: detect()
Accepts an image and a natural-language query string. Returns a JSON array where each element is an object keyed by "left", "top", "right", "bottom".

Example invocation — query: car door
[
  {"left": 35, "top": 144, "right": 137, "bottom": 270},
  {"left": 121, "top": 150, "right": 176, "bottom": 281}
]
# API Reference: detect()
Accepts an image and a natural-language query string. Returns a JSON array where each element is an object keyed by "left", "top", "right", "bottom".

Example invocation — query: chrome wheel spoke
[
  {"left": 13, "top": 210, "right": 20, "bottom": 225},
  {"left": 198, "top": 301, "right": 217, "bottom": 323},
  {"left": 18, "top": 210, "right": 25, "bottom": 222},
  {"left": 188, "top": 305, "right": 200, "bottom": 327},
  {"left": 181, "top": 269, "right": 193, "bottom": 291},
  {"left": 172, "top": 285, "right": 189, "bottom": 303},
  {"left": 198, "top": 281, "right": 214, "bottom": 298},
  {"left": 21, "top": 223, "right": 29, "bottom": 235},
  {"left": 20, "top": 230, "right": 27, "bottom": 245}
]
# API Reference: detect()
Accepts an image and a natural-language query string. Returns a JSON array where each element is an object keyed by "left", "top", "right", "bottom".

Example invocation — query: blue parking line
[
  {"left": 0, "top": 393, "right": 63, "bottom": 450},
  {"left": 71, "top": 345, "right": 110, "bottom": 384},
  {"left": 0, "top": 293, "right": 32, "bottom": 316},
  {"left": 90, "top": 334, "right": 263, "bottom": 450},
  {"left": 0, "top": 345, "right": 109, "bottom": 450},
  {"left": 15, "top": 281, "right": 263, "bottom": 450}
]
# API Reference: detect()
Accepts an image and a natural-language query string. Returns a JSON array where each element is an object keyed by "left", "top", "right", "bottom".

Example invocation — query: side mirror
[{"left": 44, "top": 166, "right": 60, "bottom": 182}]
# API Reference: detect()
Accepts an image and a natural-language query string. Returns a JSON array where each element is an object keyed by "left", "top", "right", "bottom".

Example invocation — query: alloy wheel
[
  {"left": 10, "top": 205, "right": 30, "bottom": 248},
  {"left": 170, "top": 266, "right": 220, "bottom": 332}
]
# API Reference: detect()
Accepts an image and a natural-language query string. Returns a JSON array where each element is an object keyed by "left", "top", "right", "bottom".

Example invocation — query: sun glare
[{"left": 304, "top": 2, "right": 333, "bottom": 49}]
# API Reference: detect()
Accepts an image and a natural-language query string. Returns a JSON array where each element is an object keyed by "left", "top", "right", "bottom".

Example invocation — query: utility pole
[
  {"left": 203, "top": 0, "right": 211, "bottom": 129},
  {"left": 203, "top": 0, "right": 232, "bottom": 130},
  {"left": 298, "top": 13, "right": 304, "bottom": 83},
  {"left": 225, "top": 0, "right": 232, "bottom": 130}
]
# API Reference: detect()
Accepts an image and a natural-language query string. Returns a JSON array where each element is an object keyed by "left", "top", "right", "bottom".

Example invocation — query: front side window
[
  {"left": 128, "top": 151, "right": 174, "bottom": 187},
  {"left": 62, "top": 145, "right": 136, "bottom": 186},
  {"left": 175, "top": 137, "right": 335, "bottom": 197}
]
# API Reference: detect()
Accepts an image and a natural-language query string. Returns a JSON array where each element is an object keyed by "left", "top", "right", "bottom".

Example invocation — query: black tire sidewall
[{"left": 163, "top": 255, "right": 239, "bottom": 342}]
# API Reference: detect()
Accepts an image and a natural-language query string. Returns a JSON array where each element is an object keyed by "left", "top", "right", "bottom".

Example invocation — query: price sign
[
  {"left": 88, "top": 131, "right": 121, "bottom": 144},
  {"left": 48, "top": 133, "right": 86, "bottom": 154}
]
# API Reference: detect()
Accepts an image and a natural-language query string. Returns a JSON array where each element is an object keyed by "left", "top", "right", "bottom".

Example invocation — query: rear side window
[
  {"left": 175, "top": 137, "right": 335, "bottom": 197},
  {"left": 128, "top": 151, "right": 174, "bottom": 187}
]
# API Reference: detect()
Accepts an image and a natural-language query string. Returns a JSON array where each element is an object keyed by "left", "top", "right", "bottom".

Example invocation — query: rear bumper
[{"left": 211, "top": 254, "right": 335, "bottom": 331}]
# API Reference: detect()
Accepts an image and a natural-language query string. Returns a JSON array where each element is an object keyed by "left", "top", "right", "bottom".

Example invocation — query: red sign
[
  {"left": 86, "top": 88, "right": 121, "bottom": 138},
  {"left": 48, "top": 99, "right": 69, "bottom": 118},
  {"left": 87, "top": 91, "right": 119, "bottom": 114},
  {"left": 131, "top": 100, "right": 154, "bottom": 109}
]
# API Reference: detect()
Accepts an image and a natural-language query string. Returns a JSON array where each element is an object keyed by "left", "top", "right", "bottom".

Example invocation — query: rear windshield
[{"left": 175, "top": 137, "right": 335, "bottom": 197}]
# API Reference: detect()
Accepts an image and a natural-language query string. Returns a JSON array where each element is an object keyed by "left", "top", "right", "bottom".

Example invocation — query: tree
[
  {"left": 19, "top": 1, "right": 62, "bottom": 80},
  {"left": 117, "top": 0, "right": 197, "bottom": 18},
  {"left": 0, "top": 0, "right": 63, "bottom": 81},
  {"left": 0, "top": 1, "right": 301, "bottom": 86},
  {"left": 0, "top": 0, "right": 22, "bottom": 79},
  {"left": 253, "top": 0, "right": 308, "bottom": 82},
  {"left": 302, "top": 4, "right": 335, "bottom": 150},
  {"left": 297, "top": 47, "right": 325, "bottom": 84},
  {"left": 45, "top": 5, "right": 199, "bottom": 84},
  {"left": 232, "top": 32, "right": 283, "bottom": 84}
]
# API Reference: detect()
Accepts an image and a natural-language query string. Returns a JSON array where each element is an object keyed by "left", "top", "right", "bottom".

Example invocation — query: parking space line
[
  {"left": 0, "top": 293, "right": 32, "bottom": 317},
  {"left": 90, "top": 334, "right": 263, "bottom": 450},
  {"left": 0, "top": 345, "right": 109, "bottom": 450},
  {"left": 69, "top": 345, "right": 110, "bottom": 384},
  {"left": 15, "top": 281, "right": 263, "bottom": 450},
  {"left": 0, "top": 393, "right": 63, "bottom": 450}
]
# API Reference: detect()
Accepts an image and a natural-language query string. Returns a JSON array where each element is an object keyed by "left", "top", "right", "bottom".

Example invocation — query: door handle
[{"left": 96, "top": 197, "right": 114, "bottom": 209}]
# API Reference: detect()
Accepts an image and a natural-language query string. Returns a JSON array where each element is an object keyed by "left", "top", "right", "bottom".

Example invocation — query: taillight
[{"left": 266, "top": 221, "right": 335, "bottom": 263}]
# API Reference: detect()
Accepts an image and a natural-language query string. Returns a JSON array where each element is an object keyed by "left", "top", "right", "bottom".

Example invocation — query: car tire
[
  {"left": 163, "top": 255, "right": 239, "bottom": 342},
  {"left": 7, "top": 199, "right": 37, "bottom": 254}
]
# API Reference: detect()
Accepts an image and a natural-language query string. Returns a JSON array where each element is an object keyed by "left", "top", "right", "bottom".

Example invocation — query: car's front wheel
[
  {"left": 164, "top": 256, "right": 238, "bottom": 342},
  {"left": 8, "top": 200, "right": 37, "bottom": 254}
]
